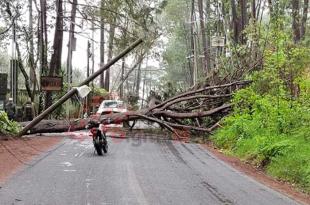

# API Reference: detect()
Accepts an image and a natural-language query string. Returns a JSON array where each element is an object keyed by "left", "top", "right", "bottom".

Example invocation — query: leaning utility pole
[{"left": 18, "top": 38, "right": 144, "bottom": 136}]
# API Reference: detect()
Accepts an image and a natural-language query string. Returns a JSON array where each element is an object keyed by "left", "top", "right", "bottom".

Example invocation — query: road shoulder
[
  {"left": 0, "top": 135, "right": 64, "bottom": 184},
  {"left": 201, "top": 142, "right": 310, "bottom": 205}
]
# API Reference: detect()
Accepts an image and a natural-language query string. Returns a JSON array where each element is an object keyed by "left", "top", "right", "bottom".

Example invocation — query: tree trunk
[
  {"left": 120, "top": 57, "right": 125, "bottom": 98},
  {"left": 104, "top": 20, "right": 116, "bottom": 91},
  {"left": 300, "top": 0, "right": 309, "bottom": 39},
  {"left": 231, "top": 0, "right": 239, "bottom": 43},
  {"left": 39, "top": 0, "right": 48, "bottom": 76},
  {"left": 267, "top": 0, "right": 273, "bottom": 15},
  {"left": 191, "top": 0, "right": 199, "bottom": 84},
  {"left": 28, "top": 0, "right": 36, "bottom": 101},
  {"left": 240, "top": 0, "right": 247, "bottom": 44},
  {"left": 100, "top": 0, "right": 105, "bottom": 88},
  {"left": 38, "top": 0, "right": 47, "bottom": 113},
  {"left": 197, "top": 0, "right": 210, "bottom": 75},
  {"left": 66, "top": 0, "right": 77, "bottom": 85},
  {"left": 15, "top": 43, "right": 33, "bottom": 99},
  {"left": 205, "top": 0, "right": 211, "bottom": 71},
  {"left": 190, "top": 0, "right": 195, "bottom": 85},
  {"left": 45, "top": 0, "right": 64, "bottom": 109},
  {"left": 251, "top": 0, "right": 256, "bottom": 19},
  {"left": 292, "top": 0, "right": 301, "bottom": 43},
  {"left": 135, "top": 61, "right": 142, "bottom": 96}
]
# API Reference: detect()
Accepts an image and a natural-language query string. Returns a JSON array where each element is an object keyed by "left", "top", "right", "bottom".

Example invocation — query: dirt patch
[
  {"left": 201, "top": 142, "right": 310, "bottom": 205},
  {"left": 0, "top": 135, "right": 64, "bottom": 184}
]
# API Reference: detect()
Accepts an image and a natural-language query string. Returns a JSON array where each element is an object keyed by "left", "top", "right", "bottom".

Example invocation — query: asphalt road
[{"left": 0, "top": 133, "right": 300, "bottom": 205}]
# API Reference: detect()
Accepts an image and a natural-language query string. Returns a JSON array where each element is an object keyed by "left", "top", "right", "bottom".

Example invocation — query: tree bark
[
  {"left": 197, "top": 0, "right": 210, "bottom": 75},
  {"left": 28, "top": 0, "right": 37, "bottom": 101},
  {"left": 292, "top": 0, "right": 301, "bottom": 43},
  {"left": 300, "top": 0, "right": 309, "bottom": 39},
  {"left": 205, "top": 0, "right": 211, "bottom": 71},
  {"left": 45, "top": 0, "right": 64, "bottom": 109},
  {"left": 251, "top": 0, "right": 256, "bottom": 19},
  {"left": 231, "top": 0, "right": 239, "bottom": 43},
  {"left": 135, "top": 61, "right": 142, "bottom": 96},
  {"left": 267, "top": 0, "right": 273, "bottom": 15},
  {"left": 240, "top": 0, "right": 247, "bottom": 44},
  {"left": 119, "top": 57, "right": 125, "bottom": 98},
  {"left": 104, "top": 20, "right": 116, "bottom": 91},
  {"left": 66, "top": 0, "right": 77, "bottom": 85},
  {"left": 190, "top": 0, "right": 195, "bottom": 85}
]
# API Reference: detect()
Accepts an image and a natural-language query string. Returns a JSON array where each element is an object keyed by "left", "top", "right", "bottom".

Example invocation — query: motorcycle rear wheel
[
  {"left": 94, "top": 143, "right": 103, "bottom": 155},
  {"left": 103, "top": 144, "right": 108, "bottom": 153}
]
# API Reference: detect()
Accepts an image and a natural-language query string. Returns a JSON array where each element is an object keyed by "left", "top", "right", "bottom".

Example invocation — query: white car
[{"left": 97, "top": 100, "right": 127, "bottom": 128}]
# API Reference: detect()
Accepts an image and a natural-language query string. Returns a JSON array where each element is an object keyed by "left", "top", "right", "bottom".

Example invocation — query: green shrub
[
  {"left": 212, "top": 85, "right": 310, "bottom": 192},
  {"left": 0, "top": 111, "right": 21, "bottom": 135}
]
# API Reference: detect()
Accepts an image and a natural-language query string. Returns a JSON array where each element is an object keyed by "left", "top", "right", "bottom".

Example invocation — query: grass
[{"left": 211, "top": 87, "right": 310, "bottom": 193}]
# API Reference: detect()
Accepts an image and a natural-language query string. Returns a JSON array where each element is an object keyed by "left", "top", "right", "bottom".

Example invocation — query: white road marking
[
  {"left": 127, "top": 161, "right": 149, "bottom": 205},
  {"left": 60, "top": 162, "right": 73, "bottom": 167}
]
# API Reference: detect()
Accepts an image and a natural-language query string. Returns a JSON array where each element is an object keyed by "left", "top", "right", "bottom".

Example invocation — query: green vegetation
[
  {"left": 212, "top": 41, "right": 310, "bottom": 192},
  {"left": 92, "top": 87, "right": 109, "bottom": 97},
  {"left": 0, "top": 111, "right": 21, "bottom": 135}
]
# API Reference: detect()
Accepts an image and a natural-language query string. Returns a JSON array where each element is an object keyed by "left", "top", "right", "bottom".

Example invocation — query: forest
[{"left": 0, "top": 0, "right": 309, "bottom": 194}]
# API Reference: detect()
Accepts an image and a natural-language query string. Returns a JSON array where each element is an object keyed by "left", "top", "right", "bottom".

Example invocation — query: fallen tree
[
  {"left": 20, "top": 119, "right": 88, "bottom": 134},
  {"left": 90, "top": 80, "right": 252, "bottom": 137},
  {"left": 21, "top": 80, "right": 251, "bottom": 136}
]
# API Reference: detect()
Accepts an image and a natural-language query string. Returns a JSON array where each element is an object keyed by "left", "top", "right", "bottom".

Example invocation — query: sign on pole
[
  {"left": 211, "top": 36, "right": 225, "bottom": 47},
  {"left": 41, "top": 76, "right": 63, "bottom": 91}
]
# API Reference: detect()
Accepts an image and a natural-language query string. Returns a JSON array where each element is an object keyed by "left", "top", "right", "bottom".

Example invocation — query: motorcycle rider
[{"left": 90, "top": 125, "right": 108, "bottom": 154}]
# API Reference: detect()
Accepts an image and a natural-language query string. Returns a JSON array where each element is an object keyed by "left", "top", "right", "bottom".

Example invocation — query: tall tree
[
  {"left": 28, "top": 0, "right": 37, "bottom": 101},
  {"left": 66, "top": 0, "right": 77, "bottom": 85},
  {"left": 197, "top": 0, "right": 210, "bottom": 75},
  {"left": 135, "top": 61, "right": 142, "bottom": 96},
  {"left": 45, "top": 0, "right": 64, "bottom": 109},
  {"left": 240, "top": 0, "right": 247, "bottom": 44},
  {"left": 292, "top": 0, "right": 301, "bottom": 43},
  {"left": 300, "top": 0, "right": 309, "bottom": 39},
  {"left": 104, "top": 18, "right": 116, "bottom": 91},
  {"left": 231, "top": 0, "right": 239, "bottom": 43},
  {"left": 99, "top": 0, "right": 105, "bottom": 88}
]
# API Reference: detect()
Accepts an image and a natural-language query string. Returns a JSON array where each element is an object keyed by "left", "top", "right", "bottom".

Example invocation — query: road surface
[{"left": 0, "top": 133, "right": 300, "bottom": 205}]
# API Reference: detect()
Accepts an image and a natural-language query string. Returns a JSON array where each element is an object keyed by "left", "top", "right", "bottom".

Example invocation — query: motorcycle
[{"left": 86, "top": 121, "right": 108, "bottom": 155}]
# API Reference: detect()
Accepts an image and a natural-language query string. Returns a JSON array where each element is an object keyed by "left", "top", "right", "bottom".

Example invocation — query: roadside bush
[
  {"left": 212, "top": 42, "right": 310, "bottom": 192},
  {"left": 0, "top": 111, "right": 21, "bottom": 135},
  {"left": 212, "top": 85, "right": 310, "bottom": 192}
]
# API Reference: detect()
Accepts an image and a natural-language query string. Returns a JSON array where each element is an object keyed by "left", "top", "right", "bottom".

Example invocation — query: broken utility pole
[{"left": 18, "top": 38, "right": 144, "bottom": 136}]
